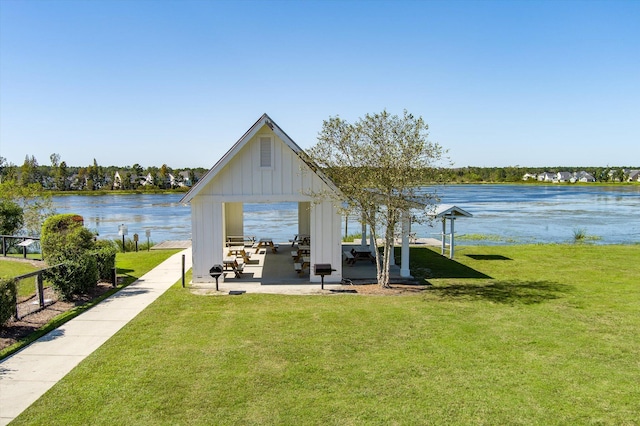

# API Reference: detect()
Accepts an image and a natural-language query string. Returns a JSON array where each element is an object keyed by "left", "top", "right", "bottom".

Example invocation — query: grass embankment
[
  {"left": 0, "top": 249, "right": 180, "bottom": 359},
  {"left": 0, "top": 260, "right": 44, "bottom": 298},
  {"left": 12, "top": 245, "right": 640, "bottom": 425}
]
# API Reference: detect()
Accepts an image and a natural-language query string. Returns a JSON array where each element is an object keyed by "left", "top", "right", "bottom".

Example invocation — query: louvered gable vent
[{"left": 260, "top": 137, "right": 271, "bottom": 167}]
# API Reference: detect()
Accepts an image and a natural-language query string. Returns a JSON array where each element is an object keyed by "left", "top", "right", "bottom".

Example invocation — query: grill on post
[
  {"left": 209, "top": 265, "right": 223, "bottom": 291},
  {"left": 314, "top": 264, "right": 335, "bottom": 290}
]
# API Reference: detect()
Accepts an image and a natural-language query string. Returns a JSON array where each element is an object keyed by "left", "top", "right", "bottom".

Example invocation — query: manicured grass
[
  {"left": 0, "top": 249, "right": 180, "bottom": 359},
  {"left": 115, "top": 249, "right": 182, "bottom": 286},
  {"left": 0, "top": 259, "right": 45, "bottom": 298},
  {"left": 12, "top": 245, "right": 640, "bottom": 425},
  {"left": 0, "top": 259, "right": 39, "bottom": 279}
]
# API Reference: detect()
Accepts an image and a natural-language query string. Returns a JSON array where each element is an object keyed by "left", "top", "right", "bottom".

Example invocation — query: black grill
[
  {"left": 209, "top": 265, "right": 223, "bottom": 277},
  {"left": 314, "top": 264, "right": 333, "bottom": 276},
  {"left": 209, "top": 264, "right": 223, "bottom": 291},
  {"left": 314, "top": 264, "right": 335, "bottom": 290}
]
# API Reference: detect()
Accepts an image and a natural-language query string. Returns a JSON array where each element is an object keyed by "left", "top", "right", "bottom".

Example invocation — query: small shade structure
[
  {"left": 429, "top": 204, "right": 473, "bottom": 259},
  {"left": 179, "top": 113, "right": 344, "bottom": 284}
]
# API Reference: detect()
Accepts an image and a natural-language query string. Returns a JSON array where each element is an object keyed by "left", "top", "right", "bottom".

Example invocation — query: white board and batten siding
[
  {"left": 202, "top": 130, "right": 321, "bottom": 202},
  {"left": 183, "top": 114, "right": 343, "bottom": 284}
]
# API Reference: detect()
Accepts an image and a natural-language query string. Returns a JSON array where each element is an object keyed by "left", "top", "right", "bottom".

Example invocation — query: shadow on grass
[
  {"left": 465, "top": 254, "right": 512, "bottom": 261},
  {"left": 428, "top": 280, "right": 572, "bottom": 305},
  {"left": 408, "top": 248, "right": 492, "bottom": 279}
]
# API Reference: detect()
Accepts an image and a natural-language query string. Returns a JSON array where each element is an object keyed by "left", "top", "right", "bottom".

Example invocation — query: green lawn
[
  {"left": 0, "top": 259, "right": 39, "bottom": 279},
  {"left": 12, "top": 245, "right": 640, "bottom": 425},
  {"left": 0, "top": 259, "right": 45, "bottom": 298},
  {"left": 0, "top": 249, "right": 180, "bottom": 359}
]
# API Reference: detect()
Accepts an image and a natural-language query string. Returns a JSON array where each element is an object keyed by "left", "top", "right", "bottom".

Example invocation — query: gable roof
[
  {"left": 429, "top": 204, "right": 473, "bottom": 218},
  {"left": 180, "top": 113, "right": 339, "bottom": 203}
]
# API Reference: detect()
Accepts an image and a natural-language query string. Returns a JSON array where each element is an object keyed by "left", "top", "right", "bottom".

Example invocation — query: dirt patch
[
  {"left": 339, "top": 282, "right": 432, "bottom": 295},
  {"left": 0, "top": 281, "right": 114, "bottom": 352}
]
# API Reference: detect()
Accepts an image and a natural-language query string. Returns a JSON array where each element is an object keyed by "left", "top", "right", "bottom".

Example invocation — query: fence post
[
  {"left": 112, "top": 267, "right": 117, "bottom": 287},
  {"left": 182, "top": 254, "right": 185, "bottom": 288},
  {"left": 37, "top": 273, "right": 45, "bottom": 308},
  {"left": 14, "top": 287, "right": 19, "bottom": 321}
]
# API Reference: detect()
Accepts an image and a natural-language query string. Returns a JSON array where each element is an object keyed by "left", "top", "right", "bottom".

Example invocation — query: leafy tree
[
  {"left": 123, "top": 170, "right": 133, "bottom": 190},
  {"left": 614, "top": 169, "right": 626, "bottom": 182},
  {"left": 130, "top": 164, "right": 144, "bottom": 188},
  {"left": 86, "top": 158, "right": 104, "bottom": 190},
  {"left": 159, "top": 164, "right": 170, "bottom": 189},
  {"left": 19, "top": 155, "right": 41, "bottom": 186},
  {"left": 0, "top": 181, "right": 55, "bottom": 236},
  {"left": 0, "top": 157, "right": 17, "bottom": 183},
  {"left": 307, "top": 110, "right": 446, "bottom": 288},
  {"left": 0, "top": 199, "right": 24, "bottom": 235},
  {"left": 50, "top": 153, "right": 60, "bottom": 168},
  {"left": 56, "top": 161, "right": 69, "bottom": 190}
]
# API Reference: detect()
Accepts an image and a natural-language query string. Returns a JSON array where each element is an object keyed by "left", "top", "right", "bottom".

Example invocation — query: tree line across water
[
  {"left": 1, "top": 154, "right": 638, "bottom": 191},
  {"left": 0, "top": 154, "right": 209, "bottom": 191}
]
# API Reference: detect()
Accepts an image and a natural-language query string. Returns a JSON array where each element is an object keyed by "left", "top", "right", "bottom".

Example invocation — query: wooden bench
[
  {"left": 231, "top": 263, "right": 244, "bottom": 278},
  {"left": 223, "top": 258, "right": 245, "bottom": 278},
  {"left": 227, "top": 236, "right": 255, "bottom": 248}
]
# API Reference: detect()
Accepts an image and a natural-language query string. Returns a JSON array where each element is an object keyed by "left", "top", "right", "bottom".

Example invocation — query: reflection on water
[{"left": 52, "top": 185, "right": 640, "bottom": 245}]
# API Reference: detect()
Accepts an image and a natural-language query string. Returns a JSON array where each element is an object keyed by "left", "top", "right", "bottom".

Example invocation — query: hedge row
[{"left": 0, "top": 278, "right": 17, "bottom": 326}]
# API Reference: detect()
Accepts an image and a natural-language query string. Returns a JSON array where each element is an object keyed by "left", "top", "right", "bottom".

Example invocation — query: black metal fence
[
  {"left": 12, "top": 264, "right": 61, "bottom": 320},
  {"left": 1, "top": 235, "right": 43, "bottom": 260}
]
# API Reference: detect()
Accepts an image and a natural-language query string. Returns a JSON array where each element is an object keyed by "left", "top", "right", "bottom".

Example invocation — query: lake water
[{"left": 51, "top": 185, "right": 640, "bottom": 245}]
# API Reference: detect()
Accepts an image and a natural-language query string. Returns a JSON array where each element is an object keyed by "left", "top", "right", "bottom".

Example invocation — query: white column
[
  {"left": 400, "top": 214, "right": 412, "bottom": 278},
  {"left": 368, "top": 212, "right": 376, "bottom": 257},
  {"left": 361, "top": 213, "right": 367, "bottom": 249},
  {"left": 310, "top": 200, "right": 342, "bottom": 283},
  {"left": 449, "top": 217, "right": 455, "bottom": 259},
  {"left": 191, "top": 199, "right": 225, "bottom": 283},
  {"left": 441, "top": 217, "right": 447, "bottom": 256}
]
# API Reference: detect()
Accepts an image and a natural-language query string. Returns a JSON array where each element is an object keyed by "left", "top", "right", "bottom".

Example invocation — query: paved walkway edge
[{"left": 0, "top": 249, "right": 191, "bottom": 425}]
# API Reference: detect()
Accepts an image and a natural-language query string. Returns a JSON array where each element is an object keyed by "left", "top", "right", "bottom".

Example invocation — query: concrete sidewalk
[{"left": 0, "top": 249, "right": 191, "bottom": 426}]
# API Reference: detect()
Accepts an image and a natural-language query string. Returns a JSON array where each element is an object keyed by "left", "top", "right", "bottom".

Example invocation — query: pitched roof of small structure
[
  {"left": 180, "top": 113, "right": 339, "bottom": 203},
  {"left": 429, "top": 204, "right": 473, "bottom": 218}
]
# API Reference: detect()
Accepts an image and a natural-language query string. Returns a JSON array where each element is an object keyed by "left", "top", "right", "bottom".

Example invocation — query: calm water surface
[{"left": 52, "top": 185, "right": 640, "bottom": 245}]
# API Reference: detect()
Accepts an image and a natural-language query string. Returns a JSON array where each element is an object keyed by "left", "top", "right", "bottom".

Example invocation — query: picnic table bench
[{"left": 223, "top": 257, "right": 245, "bottom": 278}]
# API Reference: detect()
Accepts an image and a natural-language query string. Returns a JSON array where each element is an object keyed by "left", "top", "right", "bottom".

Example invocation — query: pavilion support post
[
  {"left": 449, "top": 217, "right": 456, "bottom": 259},
  {"left": 369, "top": 212, "right": 376, "bottom": 257},
  {"left": 400, "top": 214, "right": 412, "bottom": 278},
  {"left": 360, "top": 214, "right": 367, "bottom": 249},
  {"left": 441, "top": 217, "right": 447, "bottom": 256}
]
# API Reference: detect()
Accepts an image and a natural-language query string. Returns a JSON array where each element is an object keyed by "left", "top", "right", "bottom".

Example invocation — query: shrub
[
  {"left": 41, "top": 214, "right": 95, "bottom": 263},
  {"left": 0, "top": 278, "right": 17, "bottom": 326},
  {"left": 41, "top": 214, "right": 99, "bottom": 299},
  {"left": 94, "top": 240, "right": 117, "bottom": 281},
  {"left": 45, "top": 254, "right": 98, "bottom": 301}
]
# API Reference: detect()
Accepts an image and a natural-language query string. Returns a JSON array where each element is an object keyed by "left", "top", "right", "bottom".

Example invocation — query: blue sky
[{"left": 1, "top": 0, "right": 638, "bottom": 169}]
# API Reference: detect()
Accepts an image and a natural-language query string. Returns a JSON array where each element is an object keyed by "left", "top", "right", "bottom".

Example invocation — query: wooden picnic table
[
  {"left": 290, "top": 234, "right": 310, "bottom": 246},
  {"left": 228, "top": 246, "right": 252, "bottom": 263},
  {"left": 223, "top": 256, "right": 244, "bottom": 278},
  {"left": 254, "top": 238, "right": 279, "bottom": 253},
  {"left": 226, "top": 235, "right": 256, "bottom": 247},
  {"left": 294, "top": 256, "right": 311, "bottom": 276},
  {"left": 291, "top": 245, "right": 310, "bottom": 261},
  {"left": 350, "top": 248, "right": 375, "bottom": 263}
]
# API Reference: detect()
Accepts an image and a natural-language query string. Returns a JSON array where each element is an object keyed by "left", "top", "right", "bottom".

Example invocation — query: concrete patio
[{"left": 188, "top": 242, "right": 405, "bottom": 295}]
